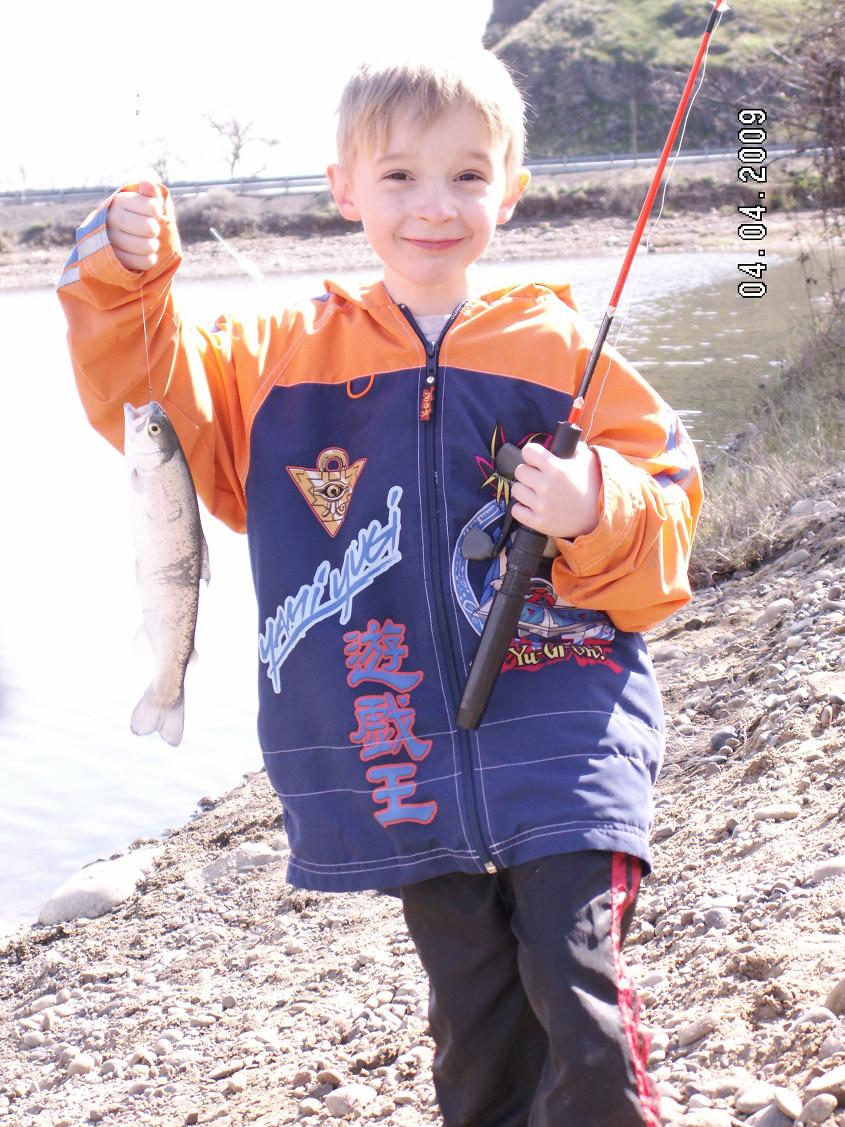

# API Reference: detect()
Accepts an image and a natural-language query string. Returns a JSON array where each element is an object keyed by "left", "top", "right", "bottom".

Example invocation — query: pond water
[{"left": 0, "top": 246, "right": 826, "bottom": 931}]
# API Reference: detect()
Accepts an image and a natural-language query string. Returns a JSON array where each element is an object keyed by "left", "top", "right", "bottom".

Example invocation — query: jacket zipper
[{"left": 399, "top": 305, "right": 497, "bottom": 875}]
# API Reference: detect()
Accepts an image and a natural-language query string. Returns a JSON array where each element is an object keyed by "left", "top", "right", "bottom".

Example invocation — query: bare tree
[
  {"left": 206, "top": 116, "right": 278, "bottom": 179},
  {"left": 146, "top": 138, "right": 180, "bottom": 184},
  {"left": 774, "top": 3, "right": 845, "bottom": 206}
]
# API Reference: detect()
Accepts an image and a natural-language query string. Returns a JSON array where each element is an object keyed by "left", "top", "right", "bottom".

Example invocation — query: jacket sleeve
[
  {"left": 57, "top": 185, "right": 279, "bottom": 533},
  {"left": 550, "top": 324, "right": 703, "bottom": 634}
]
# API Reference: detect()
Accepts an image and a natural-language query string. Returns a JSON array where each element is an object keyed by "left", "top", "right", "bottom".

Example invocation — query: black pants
[{"left": 400, "top": 851, "right": 661, "bottom": 1127}]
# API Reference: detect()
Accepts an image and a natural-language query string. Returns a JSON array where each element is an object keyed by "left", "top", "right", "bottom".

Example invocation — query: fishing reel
[{"left": 461, "top": 442, "right": 560, "bottom": 564}]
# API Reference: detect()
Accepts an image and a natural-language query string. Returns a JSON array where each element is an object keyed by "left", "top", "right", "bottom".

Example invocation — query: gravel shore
[{"left": 2, "top": 466, "right": 845, "bottom": 1126}]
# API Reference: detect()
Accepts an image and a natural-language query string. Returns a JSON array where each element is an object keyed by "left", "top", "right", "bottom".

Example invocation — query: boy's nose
[{"left": 413, "top": 184, "right": 458, "bottom": 223}]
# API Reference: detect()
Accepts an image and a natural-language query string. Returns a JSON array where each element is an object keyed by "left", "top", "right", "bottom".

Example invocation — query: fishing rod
[{"left": 456, "top": 0, "right": 729, "bottom": 731}]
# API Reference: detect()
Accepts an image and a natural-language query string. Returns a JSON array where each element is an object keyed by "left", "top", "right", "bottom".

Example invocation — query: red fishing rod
[{"left": 457, "top": 0, "right": 729, "bottom": 731}]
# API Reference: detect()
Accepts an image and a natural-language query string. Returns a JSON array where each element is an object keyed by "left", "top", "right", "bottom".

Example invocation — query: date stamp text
[{"left": 736, "top": 108, "right": 768, "bottom": 298}]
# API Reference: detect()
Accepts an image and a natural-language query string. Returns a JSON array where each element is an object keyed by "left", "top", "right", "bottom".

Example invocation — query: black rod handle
[{"left": 456, "top": 420, "right": 581, "bottom": 730}]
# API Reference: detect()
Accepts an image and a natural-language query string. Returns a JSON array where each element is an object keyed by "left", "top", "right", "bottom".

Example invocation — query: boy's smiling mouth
[{"left": 402, "top": 237, "right": 465, "bottom": 251}]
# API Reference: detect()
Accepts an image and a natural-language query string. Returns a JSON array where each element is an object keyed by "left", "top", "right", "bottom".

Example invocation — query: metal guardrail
[{"left": 0, "top": 143, "right": 810, "bottom": 207}]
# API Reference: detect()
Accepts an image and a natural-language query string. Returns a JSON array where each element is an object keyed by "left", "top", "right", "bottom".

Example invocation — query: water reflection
[{"left": 0, "top": 247, "right": 828, "bottom": 930}]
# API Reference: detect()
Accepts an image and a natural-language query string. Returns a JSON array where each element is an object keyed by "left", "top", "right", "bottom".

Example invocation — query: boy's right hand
[{"left": 107, "top": 181, "right": 165, "bottom": 272}]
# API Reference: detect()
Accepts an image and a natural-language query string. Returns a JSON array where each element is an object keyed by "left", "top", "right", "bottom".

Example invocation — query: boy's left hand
[{"left": 510, "top": 441, "right": 602, "bottom": 541}]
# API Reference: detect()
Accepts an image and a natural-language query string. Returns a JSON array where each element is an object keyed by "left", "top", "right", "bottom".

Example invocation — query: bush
[
  {"left": 20, "top": 221, "right": 76, "bottom": 247},
  {"left": 176, "top": 190, "right": 258, "bottom": 243}
]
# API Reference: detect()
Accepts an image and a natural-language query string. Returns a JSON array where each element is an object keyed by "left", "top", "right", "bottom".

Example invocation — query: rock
[
  {"left": 38, "top": 848, "right": 163, "bottom": 924},
  {"left": 752, "top": 805, "right": 801, "bottom": 822},
  {"left": 823, "top": 975, "right": 845, "bottom": 1015},
  {"left": 735, "top": 1082, "right": 776, "bottom": 1113},
  {"left": 324, "top": 1082, "right": 378, "bottom": 1117},
  {"left": 299, "top": 1098, "right": 322, "bottom": 1117},
  {"left": 800, "top": 1093, "right": 838, "bottom": 1124},
  {"left": 21, "top": 1031, "right": 46, "bottom": 1049},
  {"left": 200, "top": 842, "right": 281, "bottom": 884},
  {"left": 710, "top": 726, "right": 740, "bottom": 750},
  {"left": 812, "top": 857, "right": 845, "bottom": 883},
  {"left": 683, "top": 1112, "right": 734, "bottom": 1127},
  {"left": 789, "top": 1007, "right": 837, "bottom": 1029},
  {"left": 757, "top": 598, "right": 794, "bottom": 625},
  {"left": 66, "top": 1054, "right": 96, "bottom": 1076},
  {"left": 745, "top": 1105, "right": 792, "bottom": 1127},
  {"left": 652, "top": 645, "right": 686, "bottom": 663},
  {"left": 704, "top": 907, "right": 733, "bottom": 931},
  {"left": 805, "top": 1063, "right": 845, "bottom": 1099},
  {"left": 677, "top": 1018, "right": 717, "bottom": 1047},
  {"left": 772, "top": 1087, "right": 802, "bottom": 1120}
]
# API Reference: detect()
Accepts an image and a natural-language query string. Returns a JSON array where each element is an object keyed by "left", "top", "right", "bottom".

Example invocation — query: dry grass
[{"left": 691, "top": 307, "right": 845, "bottom": 586}]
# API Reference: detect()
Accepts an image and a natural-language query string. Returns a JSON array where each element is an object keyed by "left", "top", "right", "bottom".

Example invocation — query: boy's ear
[
  {"left": 327, "top": 164, "right": 361, "bottom": 222},
  {"left": 497, "top": 168, "right": 531, "bottom": 225}
]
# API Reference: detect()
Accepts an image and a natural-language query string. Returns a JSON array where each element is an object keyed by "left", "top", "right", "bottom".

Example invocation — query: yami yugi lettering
[
  {"left": 258, "top": 486, "right": 403, "bottom": 693},
  {"left": 343, "top": 618, "right": 437, "bottom": 828}
]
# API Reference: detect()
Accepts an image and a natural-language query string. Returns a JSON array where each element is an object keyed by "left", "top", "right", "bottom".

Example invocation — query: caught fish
[{"left": 124, "top": 401, "right": 209, "bottom": 746}]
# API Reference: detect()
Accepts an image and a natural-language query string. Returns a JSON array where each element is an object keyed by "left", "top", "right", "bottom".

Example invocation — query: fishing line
[
  {"left": 135, "top": 87, "right": 154, "bottom": 404},
  {"left": 582, "top": 2, "right": 726, "bottom": 438}
]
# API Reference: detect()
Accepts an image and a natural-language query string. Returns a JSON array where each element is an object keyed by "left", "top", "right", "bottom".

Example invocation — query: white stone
[
  {"left": 756, "top": 598, "right": 794, "bottom": 625},
  {"left": 324, "top": 1082, "right": 378, "bottom": 1117},
  {"left": 752, "top": 805, "right": 800, "bottom": 822},
  {"left": 800, "top": 1093, "right": 838, "bottom": 1124},
  {"left": 772, "top": 1086, "right": 802, "bottom": 1120},
  {"left": 745, "top": 1106, "right": 792, "bottom": 1127},
  {"left": 200, "top": 842, "right": 280, "bottom": 883},
  {"left": 677, "top": 1018, "right": 716, "bottom": 1047},
  {"left": 735, "top": 1082, "right": 776, "bottom": 1113},
  {"left": 66, "top": 1053, "right": 96, "bottom": 1076},
  {"left": 806, "top": 1063, "right": 845, "bottom": 1099},
  {"left": 824, "top": 975, "right": 845, "bottom": 1015},
  {"left": 812, "top": 856, "right": 845, "bottom": 882},
  {"left": 683, "top": 1112, "right": 733, "bottom": 1127},
  {"left": 38, "top": 848, "right": 163, "bottom": 924}
]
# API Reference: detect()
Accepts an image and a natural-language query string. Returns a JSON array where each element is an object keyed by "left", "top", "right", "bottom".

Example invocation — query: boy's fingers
[
  {"left": 519, "top": 441, "right": 552, "bottom": 468},
  {"left": 116, "top": 209, "right": 161, "bottom": 238}
]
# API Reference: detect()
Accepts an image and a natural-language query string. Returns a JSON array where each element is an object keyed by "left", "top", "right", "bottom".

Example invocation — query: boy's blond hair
[{"left": 336, "top": 48, "right": 527, "bottom": 173}]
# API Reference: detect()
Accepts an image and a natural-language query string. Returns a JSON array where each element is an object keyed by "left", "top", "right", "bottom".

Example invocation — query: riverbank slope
[
  {"left": 0, "top": 195, "right": 821, "bottom": 291},
  {"left": 2, "top": 460, "right": 845, "bottom": 1126}
]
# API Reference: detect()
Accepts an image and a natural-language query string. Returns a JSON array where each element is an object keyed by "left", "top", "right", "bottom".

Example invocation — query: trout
[{"left": 124, "top": 402, "right": 209, "bottom": 746}]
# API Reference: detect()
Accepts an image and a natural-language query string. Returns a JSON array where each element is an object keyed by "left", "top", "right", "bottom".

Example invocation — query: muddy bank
[{"left": 0, "top": 206, "right": 821, "bottom": 292}]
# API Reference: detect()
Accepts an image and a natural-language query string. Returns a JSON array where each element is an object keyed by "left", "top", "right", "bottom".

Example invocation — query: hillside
[{"left": 485, "top": 0, "right": 802, "bottom": 156}]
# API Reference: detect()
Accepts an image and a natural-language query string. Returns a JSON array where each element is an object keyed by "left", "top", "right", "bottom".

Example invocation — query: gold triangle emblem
[{"left": 287, "top": 447, "right": 367, "bottom": 537}]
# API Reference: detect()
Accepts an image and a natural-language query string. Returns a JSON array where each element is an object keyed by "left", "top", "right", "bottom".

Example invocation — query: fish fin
[
  {"left": 131, "top": 687, "right": 185, "bottom": 747},
  {"left": 189, "top": 648, "right": 199, "bottom": 666},
  {"left": 201, "top": 536, "right": 210, "bottom": 584},
  {"left": 129, "top": 468, "right": 150, "bottom": 494},
  {"left": 133, "top": 625, "right": 152, "bottom": 654}
]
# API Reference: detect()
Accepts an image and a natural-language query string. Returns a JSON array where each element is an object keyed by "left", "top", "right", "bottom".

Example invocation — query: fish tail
[{"left": 131, "top": 686, "right": 185, "bottom": 747}]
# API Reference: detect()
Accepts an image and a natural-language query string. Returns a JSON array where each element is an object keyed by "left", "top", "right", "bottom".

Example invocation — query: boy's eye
[
  {"left": 457, "top": 171, "right": 487, "bottom": 183},
  {"left": 383, "top": 171, "right": 412, "bottom": 181}
]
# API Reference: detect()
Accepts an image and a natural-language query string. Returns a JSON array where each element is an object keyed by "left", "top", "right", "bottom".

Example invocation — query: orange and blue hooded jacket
[{"left": 58, "top": 189, "right": 702, "bottom": 892}]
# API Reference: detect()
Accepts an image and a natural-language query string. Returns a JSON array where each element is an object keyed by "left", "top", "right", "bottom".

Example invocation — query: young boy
[{"left": 59, "top": 48, "right": 700, "bottom": 1127}]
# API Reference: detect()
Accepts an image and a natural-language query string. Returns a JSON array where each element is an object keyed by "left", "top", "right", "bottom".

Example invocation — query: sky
[{"left": 6, "top": 1, "right": 494, "bottom": 192}]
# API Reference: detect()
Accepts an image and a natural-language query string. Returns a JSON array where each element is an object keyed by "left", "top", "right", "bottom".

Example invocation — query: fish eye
[{"left": 148, "top": 422, "right": 161, "bottom": 436}]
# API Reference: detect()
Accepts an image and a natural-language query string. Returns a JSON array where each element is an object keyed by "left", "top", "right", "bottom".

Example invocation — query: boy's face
[{"left": 328, "top": 104, "right": 529, "bottom": 315}]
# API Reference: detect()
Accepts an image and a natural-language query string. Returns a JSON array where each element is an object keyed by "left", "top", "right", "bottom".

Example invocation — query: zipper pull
[{"left": 419, "top": 373, "right": 436, "bottom": 422}]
